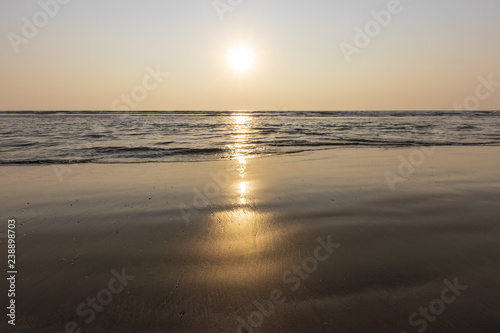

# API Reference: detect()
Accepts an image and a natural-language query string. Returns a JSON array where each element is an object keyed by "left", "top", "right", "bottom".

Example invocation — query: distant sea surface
[{"left": 1, "top": 111, "right": 499, "bottom": 164}]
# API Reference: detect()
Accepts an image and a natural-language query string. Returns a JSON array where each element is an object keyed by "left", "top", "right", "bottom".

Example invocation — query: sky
[{"left": 0, "top": 0, "right": 499, "bottom": 111}]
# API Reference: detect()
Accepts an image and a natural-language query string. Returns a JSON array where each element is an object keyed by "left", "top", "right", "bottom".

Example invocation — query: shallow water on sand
[{"left": 1, "top": 147, "right": 500, "bottom": 332}]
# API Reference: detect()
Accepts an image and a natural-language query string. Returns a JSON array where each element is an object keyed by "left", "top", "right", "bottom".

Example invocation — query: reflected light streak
[
  {"left": 239, "top": 181, "right": 247, "bottom": 194},
  {"left": 196, "top": 114, "right": 285, "bottom": 286},
  {"left": 206, "top": 209, "right": 273, "bottom": 256},
  {"left": 230, "top": 114, "right": 253, "bottom": 205},
  {"left": 237, "top": 155, "right": 247, "bottom": 167},
  {"left": 199, "top": 209, "right": 282, "bottom": 285},
  {"left": 239, "top": 181, "right": 248, "bottom": 204}
]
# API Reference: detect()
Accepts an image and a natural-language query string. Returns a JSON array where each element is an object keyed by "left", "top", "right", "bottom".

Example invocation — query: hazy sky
[{"left": 1, "top": 0, "right": 499, "bottom": 111}]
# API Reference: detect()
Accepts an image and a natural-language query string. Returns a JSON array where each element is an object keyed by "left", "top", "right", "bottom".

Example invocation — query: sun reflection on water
[
  {"left": 229, "top": 114, "right": 253, "bottom": 206},
  {"left": 199, "top": 114, "right": 286, "bottom": 286}
]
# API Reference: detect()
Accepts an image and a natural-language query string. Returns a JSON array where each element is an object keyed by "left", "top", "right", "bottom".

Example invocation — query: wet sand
[{"left": 1, "top": 147, "right": 500, "bottom": 332}]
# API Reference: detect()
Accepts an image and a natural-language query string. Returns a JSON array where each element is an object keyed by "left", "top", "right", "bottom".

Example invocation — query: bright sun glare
[{"left": 227, "top": 46, "right": 255, "bottom": 73}]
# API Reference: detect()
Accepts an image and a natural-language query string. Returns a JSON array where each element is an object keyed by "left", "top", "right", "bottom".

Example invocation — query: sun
[{"left": 227, "top": 45, "right": 255, "bottom": 73}]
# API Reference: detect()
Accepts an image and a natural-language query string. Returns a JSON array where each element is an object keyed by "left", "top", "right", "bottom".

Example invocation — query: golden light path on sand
[
  {"left": 231, "top": 114, "right": 252, "bottom": 205},
  {"left": 199, "top": 114, "right": 286, "bottom": 285}
]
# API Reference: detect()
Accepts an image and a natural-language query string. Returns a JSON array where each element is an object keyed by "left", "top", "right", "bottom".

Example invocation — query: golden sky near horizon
[{"left": 1, "top": 0, "right": 499, "bottom": 111}]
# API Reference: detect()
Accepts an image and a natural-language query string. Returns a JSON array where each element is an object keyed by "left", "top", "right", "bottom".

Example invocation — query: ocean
[{"left": 1, "top": 110, "right": 499, "bottom": 164}]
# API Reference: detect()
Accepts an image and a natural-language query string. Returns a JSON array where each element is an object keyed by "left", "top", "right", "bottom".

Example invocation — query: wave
[
  {"left": 1, "top": 111, "right": 499, "bottom": 165},
  {"left": 267, "top": 139, "right": 492, "bottom": 147},
  {"left": 85, "top": 146, "right": 226, "bottom": 156},
  {"left": 0, "top": 158, "right": 96, "bottom": 165}
]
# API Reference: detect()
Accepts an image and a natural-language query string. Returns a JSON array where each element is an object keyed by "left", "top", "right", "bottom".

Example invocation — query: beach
[
  {"left": 1, "top": 146, "right": 500, "bottom": 332},
  {"left": 3, "top": 0, "right": 500, "bottom": 330}
]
